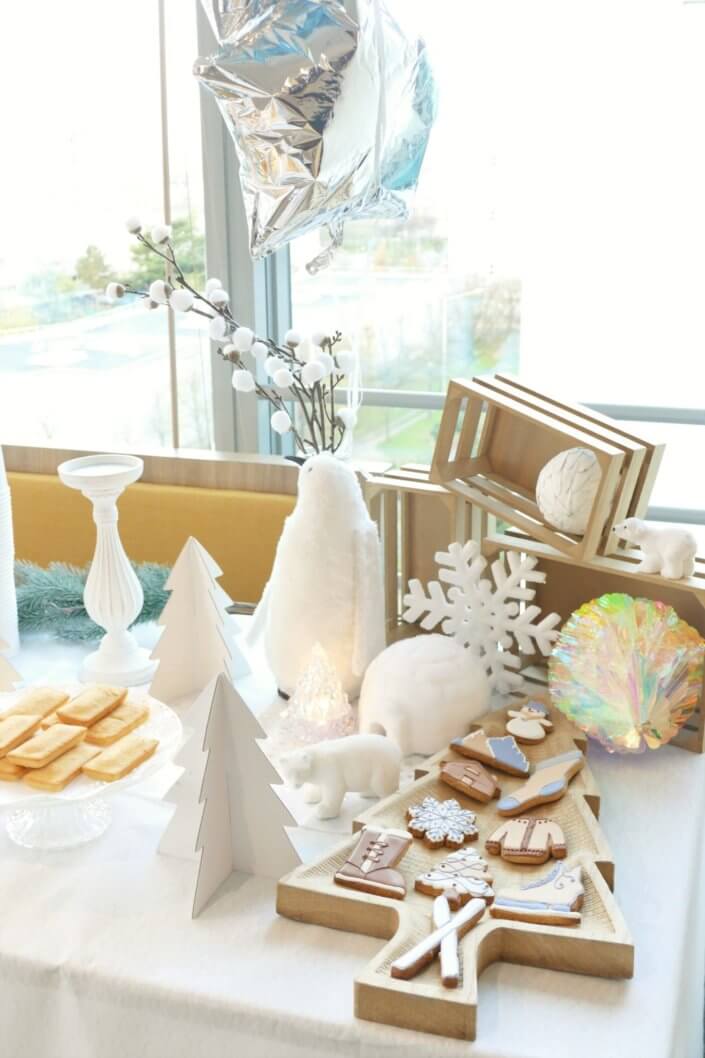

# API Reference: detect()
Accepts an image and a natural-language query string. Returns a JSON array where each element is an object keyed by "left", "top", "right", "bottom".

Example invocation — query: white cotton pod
[
  {"left": 209, "top": 315, "right": 228, "bottom": 340},
  {"left": 210, "top": 288, "right": 229, "bottom": 307},
  {"left": 265, "top": 356, "right": 283, "bottom": 377},
  {"left": 105, "top": 282, "right": 125, "bottom": 300},
  {"left": 296, "top": 339, "right": 314, "bottom": 363},
  {"left": 222, "top": 343, "right": 237, "bottom": 360},
  {"left": 273, "top": 367, "right": 294, "bottom": 388},
  {"left": 301, "top": 360, "right": 325, "bottom": 385},
  {"left": 316, "top": 351, "right": 334, "bottom": 377},
  {"left": 311, "top": 330, "right": 328, "bottom": 347},
  {"left": 149, "top": 279, "right": 169, "bottom": 305},
  {"left": 252, "top": 340, "right": 269, "bottom": 360},
  {"left": 337, "top": 407, "right": 357, "bottom": 429},
  {"left": 205, "top": 277, "right": 222, "bottom": 295},
  {"left": 232, "top": 369, "right": 256, "bottom": 393},
  {"left": 336, "top": 349, "right": 356, "bottom": 374},
  {"left": 271, "top": 409, "right": 292, "bottom": 435},
  {"left": 125, "top": 216, "right": 142, "bottom": 234},
  {"left": 169, "top": 289, "right": 194, "bottom": 312},
  {"left": 151, "top": 223, "right": 172, "bottom": 244},
  {"left": 284, "top": 329, "right": 301, "bottom": 347},
  {"left": 232, "top": 326, "right": 254, "bottom": 353}
]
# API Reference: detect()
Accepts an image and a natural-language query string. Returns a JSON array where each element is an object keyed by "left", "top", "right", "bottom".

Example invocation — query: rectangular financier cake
[
  {"left": 24, "top": 743, "right": 102, "bottom": 792},
  {"left": 7, "top": 724, "right": 87, "bottom": 769},
  {"left": 0, "top": 715, "right": 41, "bottom": 757},
  {"left": 4, "top": 687, "right": 70, "bottom": 720},
  {"left": 82, "top": 733, "right": 158, "bottom": 782},
  {"left": 57, "top": 685, "right": 127, "bottom": 726},
  {"left": 85, "top": 701, "right": 149, "bottom": 746}
]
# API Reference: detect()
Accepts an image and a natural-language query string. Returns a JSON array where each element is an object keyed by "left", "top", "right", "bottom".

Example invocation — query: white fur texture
[
  {"left": 358, "top": 633, "right": 490, "bottom": 756},
  {"left": 252, "top": 453, "right": 385, "bottom": 697},
  {"left": 612, "top": 517, "right": 697, "bottom": 579},
  {"left": 280, "top": 733, "right": 401, "bottom": 819}
]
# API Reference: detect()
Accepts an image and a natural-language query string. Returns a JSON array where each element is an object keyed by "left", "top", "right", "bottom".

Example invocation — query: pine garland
[{"left": 15, "top": 560, "right": 170, "bottom": 642}]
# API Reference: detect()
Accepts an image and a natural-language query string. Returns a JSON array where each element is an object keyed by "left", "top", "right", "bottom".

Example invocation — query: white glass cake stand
[
  {"left": 57, "top": 453, "right": 158, "bottom": 686},
  {"left": 0, "top": 691, "right": 182, "bottom": 850}
]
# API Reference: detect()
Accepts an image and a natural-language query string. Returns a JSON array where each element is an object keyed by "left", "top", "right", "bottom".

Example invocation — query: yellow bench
[{"left": 9, "top": 472, "right": 295, "bottom": 604}]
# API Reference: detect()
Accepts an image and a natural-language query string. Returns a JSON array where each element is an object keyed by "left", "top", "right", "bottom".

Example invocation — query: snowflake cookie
[{"left": 406, "top": 796, "right": 478, "bottom": 849}]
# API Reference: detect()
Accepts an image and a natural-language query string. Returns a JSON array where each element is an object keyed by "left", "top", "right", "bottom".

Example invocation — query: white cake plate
[{"left": 0, "top": 690, "right": 182, "bottom": 850}]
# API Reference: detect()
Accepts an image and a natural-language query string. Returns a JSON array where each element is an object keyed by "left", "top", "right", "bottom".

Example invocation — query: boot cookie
[{"left": 334, "top": 827, "right": 412, "bottom": 900}]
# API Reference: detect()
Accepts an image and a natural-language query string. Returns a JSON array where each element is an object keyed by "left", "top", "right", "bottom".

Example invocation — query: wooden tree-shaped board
[{"left": 277, "top": 706, "right": 634, "bottom": 1040}]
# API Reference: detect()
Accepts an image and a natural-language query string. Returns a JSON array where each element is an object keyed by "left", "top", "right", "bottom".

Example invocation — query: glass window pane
[{"left": 352, "top": 406, "right": 442, "bottom": 465}]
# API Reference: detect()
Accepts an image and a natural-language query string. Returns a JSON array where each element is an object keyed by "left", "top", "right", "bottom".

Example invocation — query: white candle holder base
[
  {"left": 58, "top": 454, "right": 157, "bottom": 688},
  {"left": 6, "top": 798, "right": 111, "bottom": 850}
]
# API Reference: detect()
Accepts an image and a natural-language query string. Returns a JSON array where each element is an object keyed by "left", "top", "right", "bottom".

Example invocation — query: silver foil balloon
[{"left": 195, "top": 0, "right": 435, "bottom": 271}]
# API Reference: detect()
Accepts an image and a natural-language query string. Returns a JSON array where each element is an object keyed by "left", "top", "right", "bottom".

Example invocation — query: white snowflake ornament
[
  {"left": 403, "top": 541, "right": 561, "bottom": 695},
  {"left": 407, "top": 796, "right": 478, "bottom": 849}
]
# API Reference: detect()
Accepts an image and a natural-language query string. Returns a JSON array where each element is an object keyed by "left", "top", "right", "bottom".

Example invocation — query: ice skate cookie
[
  {"left": 85, "top": 701, "right": 149, "bottom": 746},
  {"left": 505, "top": 698, "right": 553, "bottom": 744},
  {"left": 485, "top": 817, "right": 566, "bottom": 865},
  {"left": 7, "top": 723, "right": 87, "bottom": 769},
  {"left": 496, "top": 749, "right": 584, "bottom": 816},
  {"left": 415, "top": 848, "right": 494, "bottom": 908},
  {"left": 391, "top": 895, "right": 486, "bottom": 986},
  {"left": 81, "top": 733, "right": 158, "bottom": 782},
  {"left": 440, "top": 759, "right": 500, "bottom": 803},
  {"left": 407, "top": 796, "right": 478, "bottom": 849},
  {"left": 0, "top": 714, "right": 41, "bottom": 757},
  {"left": 57, "top": 685, "right": 127, "bottom": 726},
  {"left": 490, "top": 863, "right": 584, "bottom": 926},
  {"left": 4, "top": 687, "right": 69, "bottom": 720},
  {"left": 24, "top": 742, "right": 101, "bottom": 792},
  {"left": 334, "top": 827, "right": 412, "bottom": 900},
  {"left": 451, "top": 730, "right": 529, "bottom": 777}
]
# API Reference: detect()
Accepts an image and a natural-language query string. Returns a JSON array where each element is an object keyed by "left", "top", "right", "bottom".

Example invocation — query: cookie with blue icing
[
  {"left": 496, "top": 749, "right": 584, "bottom": 816},
  {"left": 451, "top": 729, "right": 530, "bottom": 777}
]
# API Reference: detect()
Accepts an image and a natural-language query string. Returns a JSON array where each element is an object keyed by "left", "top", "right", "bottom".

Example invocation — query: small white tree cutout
[
  {"left": 0, "top": 638, "right": 20, "bottom": 692},
  {"left": 160, "top": 673, "right": 300, "bottom": 917},
  {"left": 149, "top": 537, "right": 249, "bottom": 703}
]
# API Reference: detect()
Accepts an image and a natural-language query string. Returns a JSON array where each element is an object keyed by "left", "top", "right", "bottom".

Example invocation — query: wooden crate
[
  {"left": 363, "top": 465, "right": 490, "bottom": 641},
  {"left": 277, "top": 706, "right": 633, "bottom": 1041},
  {"left": 430, "top": 379, "right": 627, "bottom": 561},
  {"left": 483, "top": 532, "right": 705, "bottom": 753},
  {"left": 490, "top": 375, "right": 665, "bottom": 555}
]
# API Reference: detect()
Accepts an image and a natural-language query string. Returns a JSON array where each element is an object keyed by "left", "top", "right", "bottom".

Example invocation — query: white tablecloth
[{"left": 2, "top": 629, "right": 704, "bottom": 1058}]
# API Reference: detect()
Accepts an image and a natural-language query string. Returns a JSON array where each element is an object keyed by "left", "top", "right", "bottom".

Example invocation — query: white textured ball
[
  {"left": 302, "top": 360, "right": 325, "bottom": 385},
  {"left": 358, "top": 634, "right": 490, "bottom": 756},
  {"left": 315, "top": 351, "right": 334, "bottom": 376},
  {"left": 536, "top": 447, "right": 602, "bottom": 534},
  {"left": 271, "top": 409, "right": 292, "bottom": 435},
  {"left": 273, "top": 367, "right": 294, "bottom": 388},
  {"left": 209, "top": 315, "right": 228, "bottom": 340},
  {"left": 265, "top": 355, "right": 284, "bottom": 377},
  {"left": 232, "top": 326, "right": 254, "bottom": 352},
  {"left": 337, "top": 407, "right": 357, "bottom": 430},
  {"left": 312, "top": 330, "right": 328, "bottom": 346},
  {"left": 252, "top": 340, "right": 268, "bottom": 360},
  {"left": 336, "top": 349, "right": 356, "bottom": 374},
  {"left": 284, "top": 329, "right": 301, "bottom": 347},
  {"left": 149, "top": 279, "right": 169, "bottom": 305},
  {"left": 232, "top": 369, "right": 256, "bottom": 393},
  {"left": 125, "top": 216, "right": 142, "bottom": 234},
  {"left": 205, "top": 277, "right": 222, "bottom": 295},
  {"left": 210, "top": 288, "right": 229, "bottom": 307},
  {"left": 150, "top": 223, "right": 172, "bottom": 244},
  {"left": 105, "top": 282, "right": 125, "bottom": 300},
  {"left": 169, "top": 289, "right": 194, "bottom": 312}
]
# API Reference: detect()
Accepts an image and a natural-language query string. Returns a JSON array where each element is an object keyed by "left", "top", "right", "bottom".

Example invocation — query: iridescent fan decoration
[{"left": 548, "top": 593, "right": 705, "bottom": 753}]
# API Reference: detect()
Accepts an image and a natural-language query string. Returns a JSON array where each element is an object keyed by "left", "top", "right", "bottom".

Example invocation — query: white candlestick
[{"left": 58, "top": 454, "right": 158, "bottom": 686}]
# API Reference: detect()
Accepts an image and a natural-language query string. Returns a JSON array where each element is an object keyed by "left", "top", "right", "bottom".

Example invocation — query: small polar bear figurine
[
  {"left": 611, "top": 517, "right": 697, "bottom": 580},
  {"left": 279, "top": 733, "right": 402, "bottom": 820}
]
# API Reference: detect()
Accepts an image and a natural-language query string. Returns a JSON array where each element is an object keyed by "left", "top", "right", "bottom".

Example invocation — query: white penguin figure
[{"left": 250, "top": 453, "right": 385, "bottom": 698}]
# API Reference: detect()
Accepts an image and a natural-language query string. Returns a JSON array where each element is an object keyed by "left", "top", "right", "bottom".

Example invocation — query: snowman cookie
[{"left": 506, "top": 698, "right": 553, "bottom": 744}]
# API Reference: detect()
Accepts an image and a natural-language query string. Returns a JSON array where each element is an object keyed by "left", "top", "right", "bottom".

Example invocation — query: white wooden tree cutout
[
  {"left": 0, "top": 638, "right": 20, "bottom": 692},
  {"left": 160, "top": 673, "right": 300, "bottom": 917},
  {"left": 149, "top": 537, "right": 248, "bottom": 703}
]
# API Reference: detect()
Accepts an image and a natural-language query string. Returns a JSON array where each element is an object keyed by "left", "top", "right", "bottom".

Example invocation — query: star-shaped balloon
[{"left": 195, "top": 0, "right": 436, "bottom": 270}]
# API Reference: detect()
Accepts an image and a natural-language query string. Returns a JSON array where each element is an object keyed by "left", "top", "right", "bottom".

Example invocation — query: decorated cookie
[
  {"left": 407, "top": 796, "right": 478, "bottom": 849},
  {"left": 415, "top": 848, "right": 494, "bottom": 908},
  {"left": 485, "top": 817, "right": 566, "bottom": 865},
  {"left": 490, "top": 862, "right": 584, "bottom": 926},
  {"left": 451, "top": 730, "right": 530, "bottom": 777},
  {"left": 334, "top": 827, "right": 412, "bottom": 901},
  {"left": 496, "top": 749, "right": 584, "bottom": 816},
  {"left": 391, "top": 894, "right": 486, "bottom": 987},
  {"left": 440, "top": 759, "right": 500, "bottom": 803},
  {"left": 505, "top": 699, "right": 553, "bottom": 744}
]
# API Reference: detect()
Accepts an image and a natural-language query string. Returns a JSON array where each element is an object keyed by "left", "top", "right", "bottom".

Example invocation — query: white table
[{"left": 1, "top": 627, "right": 704, "bottom": 1058}]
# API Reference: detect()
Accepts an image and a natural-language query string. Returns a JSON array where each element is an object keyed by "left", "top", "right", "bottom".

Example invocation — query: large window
[{"left": 0, "top": 0, "right": 212, "bottom": 450}]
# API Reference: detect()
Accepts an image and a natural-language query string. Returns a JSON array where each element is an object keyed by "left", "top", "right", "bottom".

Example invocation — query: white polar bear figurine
[
  {"left": 279, "top": 733, "right": 401, "bottom": 820},
  {"left": 358, "top": 633, "right": 490, "bottom": 756},
  {"left": 612, "top": 518, "right": 697, "bottom": 580}
]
